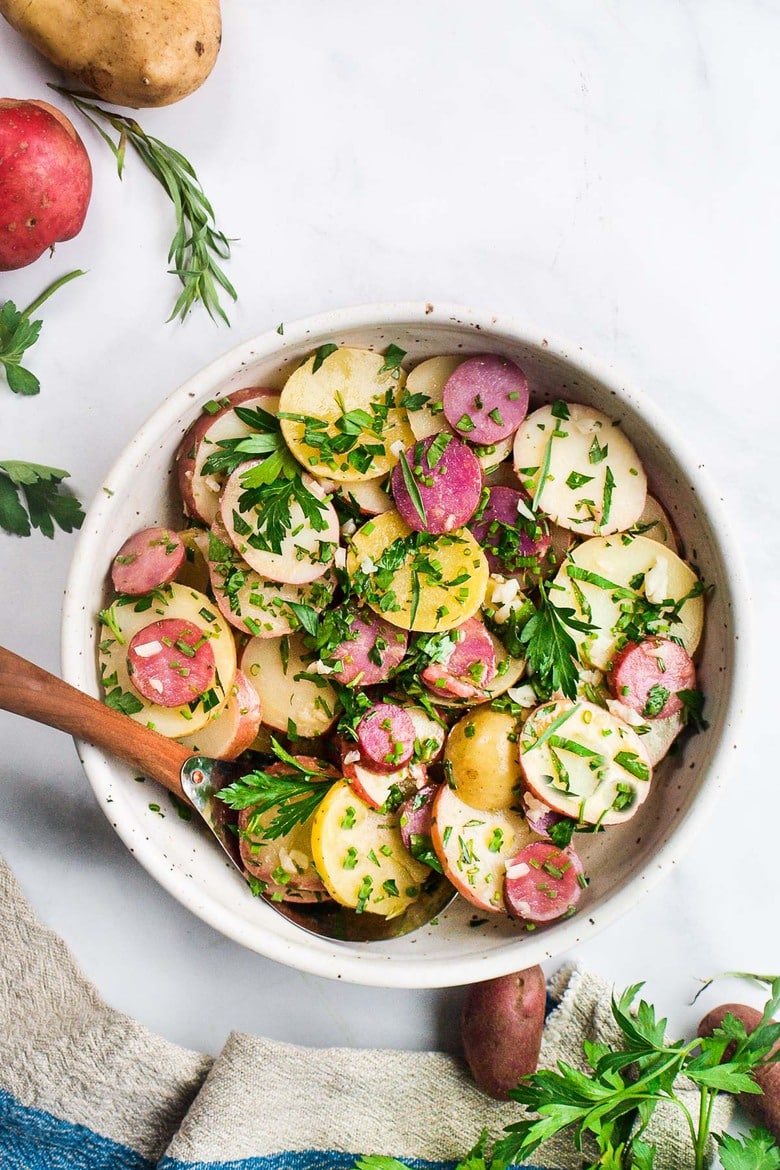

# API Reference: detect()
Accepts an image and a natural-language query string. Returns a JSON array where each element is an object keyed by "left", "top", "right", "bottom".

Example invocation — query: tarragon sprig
[{"left": 51, "top": 86, "right": 236, "bottom": 325}]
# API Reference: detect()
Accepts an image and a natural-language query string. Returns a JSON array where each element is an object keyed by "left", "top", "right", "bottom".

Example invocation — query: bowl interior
[{"left": 62, "top": 305, "right": 743, "bottom": 987}]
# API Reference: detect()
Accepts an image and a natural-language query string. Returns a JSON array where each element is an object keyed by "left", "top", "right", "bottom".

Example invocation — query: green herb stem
[{"left": 52, "top": 86, "right": 236, "bottom": 325}]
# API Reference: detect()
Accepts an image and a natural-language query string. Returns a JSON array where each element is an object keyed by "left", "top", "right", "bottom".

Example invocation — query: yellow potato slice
[
  {"left": 98, "top": 583, "right": 236, "bottom": 738},
  {"left": 444, "top": 707, "right": 524, "bottom": 811},
  {"left": 279, "top": 347, "right": 414, "bottom": 482},
  {"left": 241, "top": 633, "right": 339, "bottom": 738},
  {"left": 551, "top": 534, "right": 704, "bottom": 671},
  {"left": 310, "top": 781, "right": 430, "bottom": 917},
  {"left": 346, "top": 511, "right": 489, "bottom": 633}
]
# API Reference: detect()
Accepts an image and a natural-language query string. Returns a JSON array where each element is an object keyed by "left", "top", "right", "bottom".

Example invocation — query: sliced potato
[
  {"left": 221, "top": 464, "right": 340, "bottom": 585},
  {"left": 551, "top": 534, "right": 704, "bottom": 670},
  {"left": 336, "top": 475, "right": 393, "bottom": 516},
  {"left": 405, "top": 355, "right": 464, "bottom": 442},
  {"left": 346, "top": 510, "right": 489, "bottom": 633},
  {"left": 178, "top": 669, "right": 261, "bottom": 760},
  {"left": 98, "top": 583, "right": 236, "bottom": 738},
  {"left": 630, "top": 494, "right": 679, "bottom": 552},
  {"left": 519, "top": 699, "right": 653, "bottom": 826},
  {"left": 513, "top": 403, "right": 646, "bottom": 535},
  {"left": 240, "top": 633, "right": 339, "bottom": 738},
  {"left": 404, "top": 355, "right": 512, "bottom": 472},
  {"left": 430, "top": 785, "right": 536, "bottom": 912},
  {"left": 310, "top": 781, "right": 430, "bottom": 917},
  {"left": 444, "top": 708, "right": 524, "bottom": 811},
  {"left": 606, "top": 698, "right": 685, "bottom": 767},
  {"left": 279, "top": 347, "right": 414, "bottom": 482}
]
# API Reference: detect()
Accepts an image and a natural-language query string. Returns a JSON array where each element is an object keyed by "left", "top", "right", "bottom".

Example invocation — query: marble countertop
[{"left": 2, "top": 1, "right": 778, "bottom": 1059}]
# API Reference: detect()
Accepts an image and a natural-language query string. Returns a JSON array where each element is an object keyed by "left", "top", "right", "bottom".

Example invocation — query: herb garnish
[
  {"left": 519, "top": 584, "right": 595, "bottom": 701},
  {"left": 217, "top": 739, "right": 333, "bottom": 839},
  {"left": 356, "top": 977, "right": 780, "bottom": 1170},
  {"left": 0, "top": 461, "right": 84, "bottom": 539},
  {"left": 397, "top": 449, "right": 428, "bottom": 527},
  {"left": 1, "top": 270, "right": 85, "bottom": 396},
  {"left": 53, "top": 87, "right": 236, "bottom": 324}
]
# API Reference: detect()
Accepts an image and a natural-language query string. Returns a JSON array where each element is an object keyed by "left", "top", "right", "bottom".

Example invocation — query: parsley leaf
[
  {"left": 217, "top": 738, "right": 333, "bottom": 839},
  {"left": 0, "top": 462, "right": 84, "bottom": 538},
  {"left": 1, "top": 270, "right": 85, "bottom": 397},
  {"left": 519, "top": 584, "right": 595, "bottom": 701},
  {"left": 717, "top": 1130, "right": 780, "bottom": 1170}
]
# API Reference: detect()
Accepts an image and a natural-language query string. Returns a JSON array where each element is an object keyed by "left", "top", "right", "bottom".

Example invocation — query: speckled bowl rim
[{"left": 61, "top": 302, "right": 751, "bottom": 987}]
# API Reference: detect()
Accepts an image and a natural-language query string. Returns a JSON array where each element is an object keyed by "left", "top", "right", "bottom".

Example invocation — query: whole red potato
[
  {"left": 460, "top": 966, "right": 547, "bottom": 1099},
  {"left": 0, "top": 99, "right": 92, "bottom": 271}
]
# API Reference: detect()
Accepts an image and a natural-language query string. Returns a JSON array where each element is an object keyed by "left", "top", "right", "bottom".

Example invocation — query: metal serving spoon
[{"left": 0, "top": 645, "right": 454, "bottom": 943}]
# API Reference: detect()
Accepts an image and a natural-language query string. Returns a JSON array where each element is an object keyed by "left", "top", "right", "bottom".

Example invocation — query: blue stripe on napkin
[{"left": 0, "top": 1088, "right": 154, "bottom": 1170}]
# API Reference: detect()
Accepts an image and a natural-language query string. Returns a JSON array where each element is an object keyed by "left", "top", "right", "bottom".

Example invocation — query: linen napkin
[{"left": 0, "top": 854, "right": 729, "bottom": 1170}]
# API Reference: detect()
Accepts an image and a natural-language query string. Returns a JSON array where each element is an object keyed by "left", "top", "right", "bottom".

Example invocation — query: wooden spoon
[{"left": 0, "top": 645, "right": 454, "bottom": 942}]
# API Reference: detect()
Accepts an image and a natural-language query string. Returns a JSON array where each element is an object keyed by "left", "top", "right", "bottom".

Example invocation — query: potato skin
[
  {"left": 461, "top": 966, "right": 546, "bottom": 1099},
  {"left": 698, "top": 1003, "right": 780, "bottom": 1140},
  {"left": 0, "top": 0, "right": 221, "bottom": 108},
  {"left": 444, "top": 707, "right": 524, "bottom": 811}
]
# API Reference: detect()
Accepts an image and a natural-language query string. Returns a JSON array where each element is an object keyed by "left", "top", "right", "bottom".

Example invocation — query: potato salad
[{"left": 97, "top": 343, "right": 706, "bottom": 929}]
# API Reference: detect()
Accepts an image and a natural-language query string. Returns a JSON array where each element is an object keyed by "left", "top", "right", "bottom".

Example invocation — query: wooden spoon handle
[{"left": 0, "top": 645, "right": 191, "bottom": 799}]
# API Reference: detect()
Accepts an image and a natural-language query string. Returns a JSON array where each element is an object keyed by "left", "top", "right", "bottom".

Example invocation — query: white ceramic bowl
[{"left": 62, "top": 302, "right": 748, "bottom": 988}]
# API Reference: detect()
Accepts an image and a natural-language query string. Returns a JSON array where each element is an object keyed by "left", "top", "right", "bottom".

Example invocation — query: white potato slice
[
  {"left": 337, "top": 475, "right": 393, "bottom": 516},
  {"left": 513, "top": 403, "right": 646, "bottom": 535},
  {"left": 221, "top": 463, "right": 340, "bottom": 585},
  {"left": 630, "top": 494, "right": 679, "bottom": 553},
  {"left": 404, "top": 705, "right": 447, "bottom": 762},
  {"left": 279, "top": 347, "right": 414, "bottom": 482},
  {"left": 99, "top": 583, "right": 236, "bottom": 738},
  {"left": 311, "top": 781, "right": 430, "bottom": 917},
  {"left": 551, "top": 533, "right": 704, "bottom": 670},
  {"left": 207, "top": 526, "right": 335, "bottom": 638},
  {"left": 519, "top": 699, "right": 653, "bottom": 826},
  {"left": 178, "top": 669, "right": 261, "bottom": 760},
  {"left": 405, "top": 355, "right": 464, "bottom": 441},
  {"left": 430, "top": 785, "right": 537, "bottom": 912},
  {"left": 605, "top": 698, "right": 685, "bottom": 766},
  {"left": 241, "top": 632, "right": 339, "bottom": 738},
  {"left": 346, "top": 760, "right": 427, "bottom": 811}
]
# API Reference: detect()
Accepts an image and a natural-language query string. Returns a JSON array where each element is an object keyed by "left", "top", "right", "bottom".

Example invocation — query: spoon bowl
[{"left": 0, "top": 645, "right": 454, "bottom": 943}]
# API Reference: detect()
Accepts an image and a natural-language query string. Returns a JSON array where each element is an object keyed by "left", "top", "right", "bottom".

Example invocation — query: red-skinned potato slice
[
  {"left": 608, "top": 637, "right": 695, "bottom": 720},
  {"left": 238, "top": 757, "right": 338, "bottom": 901},
  {"left": 342, "top": 755, "right": 426, "bottom": 812},
  {"left": 430, "top": 785, "right": 537, "bottom": 912},
  {"left": 111, "top": 527, "right": 185, "bottom": 595},
  {"left": 176, "top": 388, "right": 279, "bottom": 525},
  {"left": 503, "top": 842, "right": 585, "bottom": 923},
  {"left": 519, "top": 699, "right": 653, "bottom": 826},
  {"left": 206, "top": 517, "right": 335, "bottom": 638},
  {"left": 178, "top": 669, "right": 261, "bottom": 760}
]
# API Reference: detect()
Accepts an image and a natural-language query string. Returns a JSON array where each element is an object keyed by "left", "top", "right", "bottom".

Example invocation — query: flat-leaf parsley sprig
[
  {"left": 52, "top": 86, "right": 236, "bottom": 325},
  {"left": 217, "top": 738, "right": 334, "bottom": 839},
  {"left": 1, "top": 269, "right": 85, "bottom": 397},
  {"left": 353, "top": 979, "right": 780, "bottom": 1170},
  {"left": 519, "top": 580, "right": 595, "bottom": 702},
  {"left": 0, "top": 461, "right": 84, "bottom": 538}
]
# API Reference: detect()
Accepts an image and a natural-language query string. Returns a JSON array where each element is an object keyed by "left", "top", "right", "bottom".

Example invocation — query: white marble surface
[{"left": 1, "top": 0, "right": 779, "bottom": 1063}]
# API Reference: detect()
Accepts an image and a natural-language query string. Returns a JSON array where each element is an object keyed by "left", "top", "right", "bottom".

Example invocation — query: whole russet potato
[
  {"left": 461, "top": 966, "right": 546, "bottom": 1099},
  {"left": 0, "top": 0, "right": 222, "bottom": 109},
  {"left": 0, "top": 99, "right": 92, "bottom": 271},
  {"left": 698, "top": 1002, "right": 780, "bottom": 1141}
]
